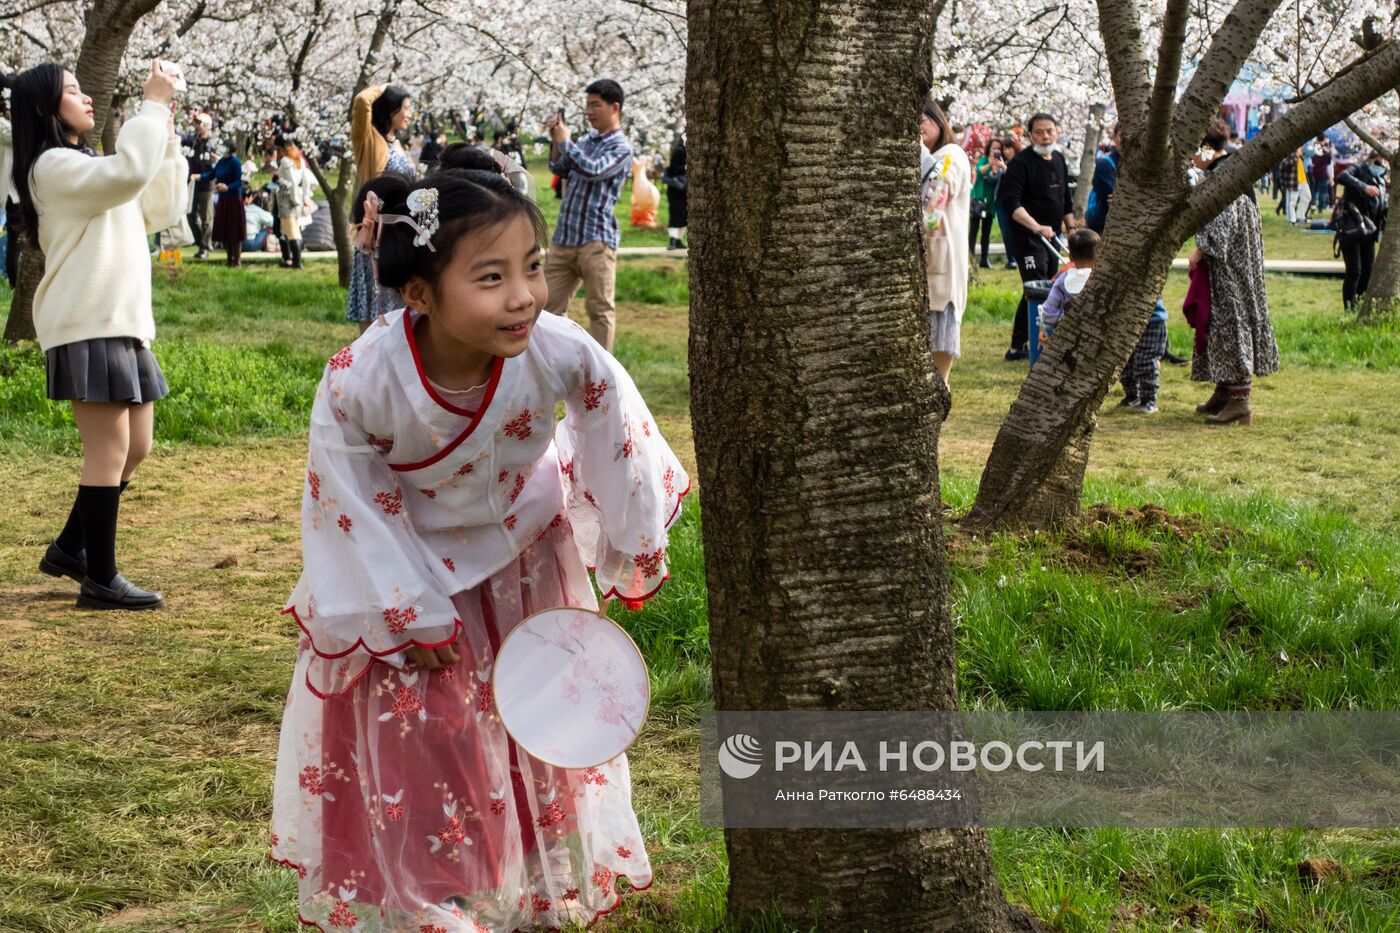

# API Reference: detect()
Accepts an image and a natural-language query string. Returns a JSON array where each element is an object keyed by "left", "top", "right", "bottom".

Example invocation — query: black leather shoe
[
  {"left": 1004, "top": 347, "right": 1029, "bottom": 362},
  {"left": 1163, "top": 351, "right": 1190, "bottom": 366},
  {"left": 77, "top": 573, "right": 165, "bottom": 611},
  {"left": 39, "top": 541, "right": 86, "bottom": 583}
]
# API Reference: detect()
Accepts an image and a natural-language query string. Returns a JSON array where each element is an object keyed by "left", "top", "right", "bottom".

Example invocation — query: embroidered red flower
[
  {"left": 436, "top": 815, "right": 466, "bottom": 846},
  {"left": 503, "top": 515, "right": 517, "bottom": 531},
  {"left": 442, "top": 556, "right": 455, "bottom": 572},
  {"left": 584, "top": 490, "right": 598, "bottom": 508},
  {"left": 438, "top": 663, "right": 455, "bottom": 682},
  {"left": 333, "top": 407, "right": 349, "bottom": 423},
  {"left": 564, "top": 887, "right": 580, "bottom": 901},
  {"left": 385, "top": 802, "right": 404, "bottom": 822},
  {"left": 478, "top": 681, "right": 494, "bottom": 714},
  {"left": 366, "top": 433, "right": 393, "bottom": 453},
  {"left": 382, "top": 605, "right": 418, "bottom": 635},
  {"left": 421, "top": 488, "right": 437, "bottom": 499},
  {"left": 583, "top": 767, "right": 609, "bottom": 786},
  {"left": 374, "top": 489, "right": 403, "bottom": 515},
  {"left": 337, "top": 514, "right": 352, "bottom": 534},
  {"left": 472, "top": 921, "right": 489, "bottom": 933},
  {"left": 390, "top": 686, "right": 424, "bottom": 720},
  {"left": 634, "top": 547, "right": 665, "bottom": 578},
  {"left": 561, "top": 459, "right": 576, "bottom": 483},
  {"left": 531, "top": 892, "right": 551, "bottom": 914},
  {"left": 503, "top": 409, "right": 533, "bottom": 440},
  {"left": 329, "top": 347, "right": 353, "bottom": 370},
  {"left": 497, "top": 469, "right": 510, "bottom": 483},
  {"left": 509, "top": 473, "right": 526, "bottom": 503},
  {"left": 307, "top": 470, "right": 321, "bottom": 501},
  {"left": 593, "top": 867, "right": 614, "bottom": 895},
  {"left": 490, "top": 798, "right": 507, "bottom": 815},
  {"left": 582, "top": 378, "right": 609, "bottom": 412},
  {"left": 536, "top": 800, "right": 566, "bottom": 828},
  {"left": 662, "top": 466, "right": 675, "bottom": 497},
  {"left": 642, "top": 420, "right": 652, "bottom": 436},
  {"left": 616, "top": 436, "right": 635, "bottom": 459},
  {"left": 455, "top": 462, "right": 474, "bottom": 477},
  {"left": 617, "top": 844, "right": 633, "bottom": 859},
  {"left": 420, "top": 926, "right": 448, "bottom": 933},
  {"left": 327, "top": 899, "right": 358, "bottom": 928},
  {"left": 269, "top": 830, "right": 280, "bottom": 847},
  {"left": 298, "top": 765, "right": 324, "bottom": 796}
]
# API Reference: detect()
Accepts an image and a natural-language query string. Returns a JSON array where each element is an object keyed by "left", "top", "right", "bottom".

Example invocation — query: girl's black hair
[
  {"left": 438, "top": 142, "right": 501, "bottom": 173},
  {"left": 351, "top": 170, "right": 414, "bottom": 224},
  {"left": 371, "top": 85, "right": 410, "bottom": 138},
  {"left": 5, "top": 63, "right": 89, "bottom": 241},
  {"left": 365, "top": 170, "right": 548, "bottom": 292}
]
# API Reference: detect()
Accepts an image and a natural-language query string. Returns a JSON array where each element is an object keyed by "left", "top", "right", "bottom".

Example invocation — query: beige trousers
[{"left": 544, "top": 241, "right": 618, "bottom": 351}]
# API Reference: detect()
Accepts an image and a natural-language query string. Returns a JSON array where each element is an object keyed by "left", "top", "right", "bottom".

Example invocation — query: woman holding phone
[{"left": 6, "top": 60, "right": 186, "bottom": 609}]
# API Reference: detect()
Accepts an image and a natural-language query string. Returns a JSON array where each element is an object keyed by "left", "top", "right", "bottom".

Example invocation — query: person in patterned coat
[{"left": 1185, "top": 120, "right": 1280, "bottom": 426}]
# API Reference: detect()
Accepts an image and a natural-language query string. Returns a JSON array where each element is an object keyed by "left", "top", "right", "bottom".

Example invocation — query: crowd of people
[{"left": 0, "top": 51, "right": 1386, "bottom": 929}]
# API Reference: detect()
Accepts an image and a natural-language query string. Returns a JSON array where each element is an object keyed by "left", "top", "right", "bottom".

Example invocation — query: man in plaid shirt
[{"left": 545, "top": 79, "right": 633, "bottom": 351}]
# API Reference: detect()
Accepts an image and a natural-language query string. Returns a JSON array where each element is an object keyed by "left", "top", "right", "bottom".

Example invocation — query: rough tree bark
[
  {"left": 688, "top": 1, "right": 1041, "bottom": 930},
  {"left": 965, "top": 0, "right": 1400, "bottom": 531},
  {"left": 1344, "top": 105, "right": 1400, "bottom": 321},
  {"left": 3, "top": 0, "right": 165, "bottom": 342},
  {"left": 300, "top": 0, "right": 400, "bottom": 287},
  {"left": 1072, "top": 102, "right": 1107, "bottom": 218},
  {"left": 76, "top": 0, "right": 166, "bottom": 146}
]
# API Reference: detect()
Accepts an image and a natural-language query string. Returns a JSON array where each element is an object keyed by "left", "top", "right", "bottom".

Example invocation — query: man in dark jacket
[
  {"left": 997, "top": 112, "right": 1075, "bottom": 360},
  {"left": 184, "top": 113, "right": 216, "bottom": 259},
  {"left": 1336, "top": 152, "right": 1388, "bottom": 312}
]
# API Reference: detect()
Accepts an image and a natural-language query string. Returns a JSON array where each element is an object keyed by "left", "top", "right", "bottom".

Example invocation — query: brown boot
[
  {"left": 1204, "top": 397, "right": 1252, "bottom": 425},
  {"left": 1195, "top": 385, "right": 1228, "bottom": 414}
]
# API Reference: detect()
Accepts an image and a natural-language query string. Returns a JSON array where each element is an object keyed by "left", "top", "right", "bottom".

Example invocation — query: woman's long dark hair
[
  {"left": 371, "top": 85, "right": 410, "bottom": 138},
  {"left": 921, "top": 97, "right": 955, "bottom": 152},
  {"left": 4, "top": 63, "right": 88, "bottom": 241}
]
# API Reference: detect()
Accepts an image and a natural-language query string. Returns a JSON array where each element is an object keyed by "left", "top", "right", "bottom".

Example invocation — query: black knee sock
[
  {"left": 78, "top": 484, "right": 122, "bottom": 586},
  {"left": 56, "top": 479, "right": 127, "bottom": 557},
  {"left": 290, "top": 239, "right": 303, "bottom": 268}
]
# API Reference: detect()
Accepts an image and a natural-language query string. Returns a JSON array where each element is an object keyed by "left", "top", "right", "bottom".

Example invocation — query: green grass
[{"left": 1, "top": 230, "right": 1399, "bottom": 930}]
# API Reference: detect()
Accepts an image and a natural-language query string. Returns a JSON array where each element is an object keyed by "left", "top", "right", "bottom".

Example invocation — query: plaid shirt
[{"left": 549, "top": 129, "right": 633, "bottom": 249}]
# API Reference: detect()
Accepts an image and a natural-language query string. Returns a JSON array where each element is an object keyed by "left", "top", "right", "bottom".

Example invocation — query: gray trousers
[{"left": 191, "top": 189, "right": 215, "bottom": 252}]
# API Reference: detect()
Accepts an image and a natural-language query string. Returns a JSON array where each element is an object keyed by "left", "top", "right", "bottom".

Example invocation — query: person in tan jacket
[{"left": 347, "top": 83, "right": 414, "bottom": 331}]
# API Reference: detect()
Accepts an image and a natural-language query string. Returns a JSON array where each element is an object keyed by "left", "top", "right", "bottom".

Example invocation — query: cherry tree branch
[
  {"left": 1171, "top": 0, "right": 1283, "bottom": 156},
  {"left": 1094, "top": 0, "right": 1152, "bottom": 136},
  {"left": 1142, "top": 0, "right": 1189, "bottom": 163},
  {"left": 1345, "top": 112, "right": 1396, "bottom": 163},
  {"left": 1184, "top": 37, "right": 1400, "bottom": 232}
]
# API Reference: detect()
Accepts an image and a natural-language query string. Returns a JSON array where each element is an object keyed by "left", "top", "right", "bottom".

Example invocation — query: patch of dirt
[
  {"left": 1298, "top": 857, "right": 1347, "bottom": 885},
  {"left": 1171, "top": 901, "right": 1213, "bottom": 926}
]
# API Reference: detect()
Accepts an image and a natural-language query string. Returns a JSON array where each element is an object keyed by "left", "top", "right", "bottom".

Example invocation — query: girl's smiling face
[{"left": 401, "top": 211, "right": 548, "bottom": 378}]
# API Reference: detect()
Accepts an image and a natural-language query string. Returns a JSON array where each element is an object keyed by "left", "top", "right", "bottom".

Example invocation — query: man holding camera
[
  {"left": 997, "top": 112, "right": 1075, "bottom": 361},
  {"left": 543, "top": 79, "right": 633, "bottom": 352}
]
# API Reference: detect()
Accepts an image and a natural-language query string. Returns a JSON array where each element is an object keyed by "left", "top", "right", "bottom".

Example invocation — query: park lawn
[{"left": 1, "top": 256, "right": 1399, "bottom": 931}]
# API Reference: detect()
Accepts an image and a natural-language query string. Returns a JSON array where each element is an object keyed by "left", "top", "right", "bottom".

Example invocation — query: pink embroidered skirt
[{"left": 269, "top": 522, "right": 653, "bottom": 930}]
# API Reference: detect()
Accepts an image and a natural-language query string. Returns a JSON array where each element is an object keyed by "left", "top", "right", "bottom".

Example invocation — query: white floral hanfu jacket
[{"left": 285, "top": 308, "right": 690, "bottom": 696}]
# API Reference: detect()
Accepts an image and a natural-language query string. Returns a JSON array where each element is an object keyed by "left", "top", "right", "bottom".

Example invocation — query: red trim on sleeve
[{"left": 281, "top": 604, "right": 463, "bottom": 661}]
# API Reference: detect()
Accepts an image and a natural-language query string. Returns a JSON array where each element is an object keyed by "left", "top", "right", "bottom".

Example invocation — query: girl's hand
[
  {"left": 404, "top": 642, "right": 461, "bottom": 670},
  {"left": 143, "top": 60, "right": 178, "bottom": 106}
]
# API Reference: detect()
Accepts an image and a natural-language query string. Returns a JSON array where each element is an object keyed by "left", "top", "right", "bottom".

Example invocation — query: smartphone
[{"left": 158, "top": 60, "right": 187, "bottom": 93}]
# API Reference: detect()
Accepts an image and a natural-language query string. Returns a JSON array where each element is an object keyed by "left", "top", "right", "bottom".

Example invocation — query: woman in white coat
[
  {"left": 274, "top": 138, "right": 316, "bottom": 268},
  {"left": 919, "top": 97, "right": 971, "bottom": 385}
]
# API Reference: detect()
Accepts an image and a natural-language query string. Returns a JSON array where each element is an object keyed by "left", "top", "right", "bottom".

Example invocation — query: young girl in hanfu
[{"left": 268, "top": 168, "right": 689, "bottom": 931}]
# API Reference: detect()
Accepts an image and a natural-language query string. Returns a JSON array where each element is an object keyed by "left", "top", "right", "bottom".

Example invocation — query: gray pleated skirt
[{"left": 46, "top": 337, "right": 169, "bottom": 404}]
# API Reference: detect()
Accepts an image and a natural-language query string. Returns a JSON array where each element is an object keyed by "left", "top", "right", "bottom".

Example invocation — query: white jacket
[
  {"left": 29, "top": 100, "right": 187, "bottom": 351},
  {"left": 0, "top": 117, "right": 13, "bottom": 208}
]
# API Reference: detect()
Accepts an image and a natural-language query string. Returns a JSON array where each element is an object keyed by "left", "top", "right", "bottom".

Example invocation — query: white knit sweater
[{"left": 29, "top": 100, "right": 188, "bottom": 352}]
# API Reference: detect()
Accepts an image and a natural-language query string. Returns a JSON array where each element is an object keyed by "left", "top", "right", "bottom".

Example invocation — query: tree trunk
[
  {"left": 1359, "top": 155, "right": 1400, "bottom": 320},
  {"left": 966, "top": 7, "right": 1400, "bottom": 532},
  {"left": 1073, "top": 103, "right": 1107, "bottom": 218},
  {"left": 3, "top": 238, "right": 43, "bottom": 344},
  {"left": 688, "top": 2, "right": 1039, "bottom": 930},
  {"left": 76, "top": 0, "right": 165, "bottom": 146},
  {"left": 966, "top": 173, "right": 1186, "bottom": 529}
]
